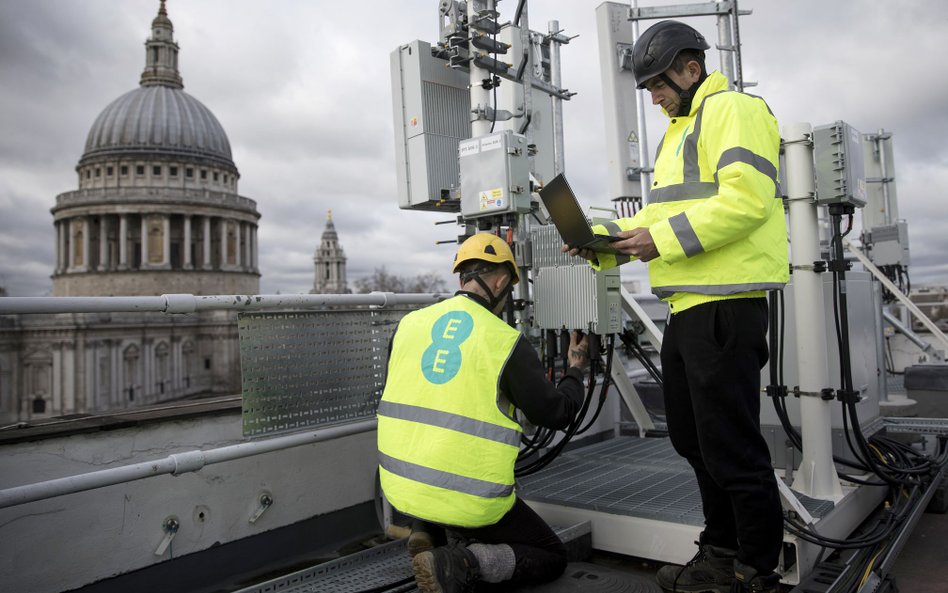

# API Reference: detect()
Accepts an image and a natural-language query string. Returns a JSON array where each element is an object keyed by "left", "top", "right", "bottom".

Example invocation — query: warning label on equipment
[{"left": 479, "top": 188, "right": 505, "bottom": 210}]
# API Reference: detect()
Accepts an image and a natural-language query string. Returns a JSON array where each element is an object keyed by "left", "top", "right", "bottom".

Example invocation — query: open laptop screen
[{"left": 539, "top": 174, "right": 622, "bottom": 254}]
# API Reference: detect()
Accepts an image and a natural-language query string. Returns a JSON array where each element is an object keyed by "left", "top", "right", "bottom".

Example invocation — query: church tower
[{"left": 311, "top": 211, "right": 348, "bottom": 294}]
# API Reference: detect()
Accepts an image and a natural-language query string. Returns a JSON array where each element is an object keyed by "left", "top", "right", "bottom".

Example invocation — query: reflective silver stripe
[
  {"left": 593, "top": 220, "right": 630, "bottom": 264},
  {"left": 681, "top": 91, "right": 727, "bottom": 182},
  {"left": 654, "top": 132, "right": 667, "bottom": 162},
  {"left": 649, "top": 182, "right": 717, "bottom": 203},
  {"left": 653, "top": 282, "right": 786, "bottom": 299},
  {"left": 377, "top": 400, "right": 521, "bottom": 447},
  {"left": 716, "top": 147, "right": 778, "bottom": 187},
  {"left": 745, "top": 91, "right": 776, "bottom": 117},
  {"left": 681, "top": 109, "right": 702, "bottom": 182},
  {"left": 378, "top": 451, "right": 514, "bottom": 499},
  {"left": 600, "top": 220, "right": 622, "bottom": 235},
  {"left": 669, "top": 213, "right": 703, "bottom": 257}
]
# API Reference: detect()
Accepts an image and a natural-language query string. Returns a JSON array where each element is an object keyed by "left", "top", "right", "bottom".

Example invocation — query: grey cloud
[{"left": 1, "top": 0, "right": 947, "bottom": 298}]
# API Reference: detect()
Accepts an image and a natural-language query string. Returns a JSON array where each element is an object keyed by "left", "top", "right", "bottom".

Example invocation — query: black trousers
[
  {"left": 419, "top": 497, "right": 567, "bottom": 586},
  {"left": 661, "top": 298, "right": 784, "bottom": 574}
]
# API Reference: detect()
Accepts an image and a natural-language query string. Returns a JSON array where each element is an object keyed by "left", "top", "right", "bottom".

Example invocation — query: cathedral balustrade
[{"left": 55, "top": 187, "right": 258, "bottom": 214}]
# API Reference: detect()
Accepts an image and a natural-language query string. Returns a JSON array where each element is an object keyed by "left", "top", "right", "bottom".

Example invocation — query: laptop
[{"left": 538, "top": 174, "right": 623, "bottom": 255}]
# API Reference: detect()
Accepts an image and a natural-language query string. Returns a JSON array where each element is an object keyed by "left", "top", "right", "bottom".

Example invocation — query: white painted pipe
[
  {"left": 0, "top": 418, "right": 377, "bottom": 509},
  {"left": 0, "top": 292, "right": 448, "bottom": 315},
  {"left": 468, "top": 0, "right": 494, "bottom": 138},
  {"left": 783, "top": 122, "right": 843, "bottom": 501}
]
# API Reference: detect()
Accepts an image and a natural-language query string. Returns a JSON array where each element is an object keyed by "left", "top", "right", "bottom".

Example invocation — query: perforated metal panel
[{"left": 238, "top": 309, "right": 407, "bottom": 437}]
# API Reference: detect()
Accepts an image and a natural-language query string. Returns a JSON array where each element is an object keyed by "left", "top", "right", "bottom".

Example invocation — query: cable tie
[
  {"left": 836, "top": 389, "right": 860, "bottom": 404},
  {"left": 827, "top": 260, "right": 851, "bottom": 273},
  {"left": 791, "top": 386, "right": 837, "bottom": 399}
]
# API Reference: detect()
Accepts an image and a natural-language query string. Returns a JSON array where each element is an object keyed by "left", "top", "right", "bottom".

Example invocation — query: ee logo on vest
[{"left": 421, "top": 311, "right": 474, "bottom": 384}]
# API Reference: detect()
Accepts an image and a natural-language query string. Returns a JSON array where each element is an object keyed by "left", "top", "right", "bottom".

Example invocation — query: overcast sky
[{"left": 1, "top": 0, "right": 946, "bottom": 297}]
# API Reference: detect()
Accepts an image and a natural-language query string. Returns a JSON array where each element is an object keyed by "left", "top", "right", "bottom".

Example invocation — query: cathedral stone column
[
  {"left": 250, "top": 224, "right": 260, "bottom": 272},
  {"left": 98, "top": 216, "right": 109, "bottom": 271},
  {"left": 67, "top": 219, "right": 75, "bottom": 272},
  {"left": 57, "top": 220, "right": 66, "bottom": 273},
  {"left": 162, "top": 214, "right": 171, "bottom": 268},
  {"left": 218, "top": 217, "right": 228, "bottom": 269},
  {"left": 80, "top": 217, "right": 91, "bottom": 272},
  {"left": 118, "top": 214, "right": 128, "bottom": 270},
  {"left": 243, "top": 223, "right": 251, "bottom": 270},
  {"left": 203, "top": 216, "right": 212, "bottom": 269},
  {"left": 140, "top": 215, "right": 150, "bottom": 269},
  {"left": 183, "top": 215, "right": 193, "bottom": 269},
  {"left": 234, "top": 221, "right": 242, "bottom": 268}
]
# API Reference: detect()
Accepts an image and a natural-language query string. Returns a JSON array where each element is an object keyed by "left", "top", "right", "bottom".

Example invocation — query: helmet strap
[
  {"left": 659, "top": 64, "right": 707, "bottom": 116},
  {"left": 458, "top": 268, "right": 514, "bottom": 314},
  {"left": 456, "top": 288, "right": 493, "bottom": 311}
]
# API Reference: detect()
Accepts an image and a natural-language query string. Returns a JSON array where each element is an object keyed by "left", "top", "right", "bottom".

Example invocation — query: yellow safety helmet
[{"left": 452, "top": 233, "right": 520, "bottom": 285}]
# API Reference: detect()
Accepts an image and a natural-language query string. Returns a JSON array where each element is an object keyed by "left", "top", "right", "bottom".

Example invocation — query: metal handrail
[
  {"left": 0, "top": 418, "right": 376, "bottom": 509},
  {"left": 0, "top": 291, "right": 450, "bottom": 315},
  {"left": 0, "top": 290, "right": 452, "bottom": 509},
  {"left": 844, "top": 239, "right": 948, "bottom": 353}
]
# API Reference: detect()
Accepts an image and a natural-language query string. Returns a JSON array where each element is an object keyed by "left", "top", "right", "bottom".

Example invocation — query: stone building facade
[{"left": 0, "top": 2, "right": 255, "bottom": 425}]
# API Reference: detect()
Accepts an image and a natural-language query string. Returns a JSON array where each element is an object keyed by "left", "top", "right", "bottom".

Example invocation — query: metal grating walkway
[
  {"left": 235, "top": 539, "right": 415, "bottom": 593},
  {"left": 519, "top": 437, "right": 835, "bottom": 524},
  {"left": 235, "top": 523, "right": 593, "bottom": 593},
  {"left": 234, "top": 437, "right": 842, "bottom": 593}
]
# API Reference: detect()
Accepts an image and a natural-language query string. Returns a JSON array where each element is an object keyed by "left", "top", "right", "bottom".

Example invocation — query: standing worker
[
  {"left": 378, "top": 233, "right": 591, "bottom": 593},
  {"left": 565, "top": 20, "right": 788, "bottom": 593}
]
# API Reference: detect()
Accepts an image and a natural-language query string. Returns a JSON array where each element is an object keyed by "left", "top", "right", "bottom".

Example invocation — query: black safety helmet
[{"left": 631, "top": 20, "right": 710, "bottom": 89}]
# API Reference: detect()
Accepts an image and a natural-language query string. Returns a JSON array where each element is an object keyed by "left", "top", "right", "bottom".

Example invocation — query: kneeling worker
[{"left": 377, "top": 233, "right": 590, "bottom": 593}]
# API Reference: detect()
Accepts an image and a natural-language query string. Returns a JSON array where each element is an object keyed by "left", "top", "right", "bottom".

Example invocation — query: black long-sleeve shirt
[{"left": 498, "top": 335, "right": 585, "bottom": 430}]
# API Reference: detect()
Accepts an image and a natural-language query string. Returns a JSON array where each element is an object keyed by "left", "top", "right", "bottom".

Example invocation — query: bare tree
[{"left": 354, "top": 266, "right": 448, "bottom": 294}]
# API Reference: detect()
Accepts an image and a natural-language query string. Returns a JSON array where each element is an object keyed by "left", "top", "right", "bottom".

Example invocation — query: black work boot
[
  {"left": 656, "top": 542, "right": 737, "bottom": 592},
  {"left": 411, "top": 544, "right": 480, "bottom": 593},
  {"left": 731, "top": 560, "right": 780, "bottom": 593}
]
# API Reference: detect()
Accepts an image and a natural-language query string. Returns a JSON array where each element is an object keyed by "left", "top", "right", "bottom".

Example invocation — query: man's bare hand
[
  {"left": 614, "top": 227, "right": 659, "bottom": 262},
  {"left": 568, "top": 330, "right": 590, "bottom": 371},
  {"left": 561, "top": 244, "right": 597, "bottom": 262},
  {"left": 561, "top": 228, "right": 658, "bottom": 263}
]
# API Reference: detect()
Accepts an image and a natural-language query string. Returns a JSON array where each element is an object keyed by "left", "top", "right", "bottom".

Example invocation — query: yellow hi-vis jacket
[
  {"left": 591, "top": 71, "right": 789, "bottom": 313},
  {"left": 377, "top": 295, "right": 522, "bottom": 527}
]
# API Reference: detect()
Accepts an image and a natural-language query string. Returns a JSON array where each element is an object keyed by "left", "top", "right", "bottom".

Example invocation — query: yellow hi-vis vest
[
  {"left": 377, "top": 295, "right": 522, "bottom": 527},
  {"left": 591, "top": 71, "right": 789, "bottom": 313}
]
